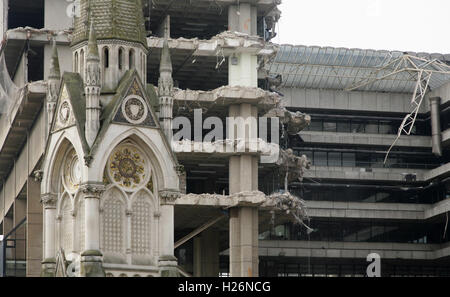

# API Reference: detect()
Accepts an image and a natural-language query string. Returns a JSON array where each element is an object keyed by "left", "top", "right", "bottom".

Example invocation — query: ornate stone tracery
[
  {"left": 62, "top": 149, "right": 82, "bottom": 193},
  {"left": 60, "top": 195, "right": 73, "bottom": 254},
  {"left": 101, "top": 189, "right": 125, "bottom": 255},
  {"left": 107, "top": 143, "right": 150, "bottom": 191},
  {"left": 121, "top": 95, "right": 148, "bottom": 125},
  {"left": 131, "top": 191, "right": 152, "bottom": 256}
]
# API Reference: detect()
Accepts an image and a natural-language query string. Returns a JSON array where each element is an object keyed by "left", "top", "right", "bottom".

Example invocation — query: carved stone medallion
[
  {"left": 59, "top": 101, "right": 70, "bottom": 124},
  {"left": 108, "top": 144, "right": 150, "bottom": 191},
  {"left": 121, "top": 95, "right": 148, "bottom": 125}
]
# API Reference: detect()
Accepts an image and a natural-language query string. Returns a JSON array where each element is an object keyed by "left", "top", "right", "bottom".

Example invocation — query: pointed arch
[
  {"left": 100, "top": 186, "right": 127, "bottom": 260},
  {"left": 80, "top": 49, "right": 85, "bottom": 79},
  {"left": 118, "top": 47, "right": 124, "bottom": 70},
  {"left": 129, "top": 49, "right": 135, "bottom": 69},
  {"left": 103, "top": 46, "right": 109, "bottom": 68},
  {"left": 41, "top": 132, "right": 84, "bottom": 195},
  {"left": 130, "top": 188, "right": 155, "bottom": 260},
  {"left": 91, "top": 127, "right": 178, "bottom": 194},
  {"left": 74, "top": 51, "right": 79, "bottom": 72},
  {"left": 59, "top": 192, "right": 73, "bottom": 255}
]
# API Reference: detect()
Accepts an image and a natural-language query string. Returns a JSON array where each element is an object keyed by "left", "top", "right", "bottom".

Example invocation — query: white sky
[{"left": 277, "top": 0, "right": 450, "bottom": 54}]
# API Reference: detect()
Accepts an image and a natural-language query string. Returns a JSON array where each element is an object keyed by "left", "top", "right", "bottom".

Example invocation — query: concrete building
[
  {"left": 259, "top": 46, "right": 450, "bottom": 276},
  {"left": 0, "top": 0, "right": 449, "bottom": 278}
]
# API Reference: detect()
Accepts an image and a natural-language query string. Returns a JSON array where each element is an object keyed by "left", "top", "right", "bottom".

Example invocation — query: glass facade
[{"left": 304, "top": 117, "right": 431, "bottom": 136}]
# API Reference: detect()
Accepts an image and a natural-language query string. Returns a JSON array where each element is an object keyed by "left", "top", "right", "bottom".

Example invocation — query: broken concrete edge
[
  {"left": 147, "top": 30, "right": 279, "bottom": 57},
  {"left": 172, "top": 138, "right": 278, "bottom": 156},
  {"left": 170, "top": 85, "right": 281, "bottom": 111},
  {"left": 5, "top": 27, "right": 72, "bottom": 44},
  {"left": 177, "top": 190, "right": 308, "bottom": 212}
]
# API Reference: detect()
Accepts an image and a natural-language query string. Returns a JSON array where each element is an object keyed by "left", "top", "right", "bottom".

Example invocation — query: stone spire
[
  {"left": 71, "top": 0, "right": 147, "bottom": 48},
  {"left": 158, "top": 38, "right": 174, "bottom": 142},
  {"left": 84, "top": 22, "right": 101, "bottom": 147},
  {"left": 49, "top": 39, "right": 61, "bottom": 80},
  {"left": 46, "top": 38, "right": 61, "bottom": 134}
]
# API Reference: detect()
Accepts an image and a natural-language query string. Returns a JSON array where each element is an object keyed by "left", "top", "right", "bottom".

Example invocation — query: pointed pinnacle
[
  {"left": 87, "top": 22, "right": 100, "bottom": 61},
  {"left": 48, "top": 38, "right": 61, "bottom": 79},
  {"left": 159, "top": 37, "right": 172, "bottom": 74}
]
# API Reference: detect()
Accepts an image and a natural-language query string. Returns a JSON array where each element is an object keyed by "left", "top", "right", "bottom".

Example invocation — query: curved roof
[{"left": 270, "top": 45, "right": 450, "bottom": 93}]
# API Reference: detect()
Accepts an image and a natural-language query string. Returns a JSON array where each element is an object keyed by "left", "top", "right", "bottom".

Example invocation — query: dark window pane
[
  {"left": 337, "top": 121, "right": 351, "bottom": 133},
  {"left": 379, "top": 121, "right": 392, "bottom": 134},
  {"left": 365, "top": 121, "right": 378, "bottom": 133},
  {"left": 351, "top": 121, "right": 365, "bottom": 133},
  {"left": 342, "top": 153, "right": 355, "bottom": 167},
  {"left": 314, "top": 152, "right": 327, "bottom": 166},
  {"left": 328, "top": 152, "right": 341, "bottom": 166},
  {"left": 309, "top": 120, "right": 323, "bottom": 131},
  {"left": 323, "top": 121, "right": 337, "bottom": 132}
]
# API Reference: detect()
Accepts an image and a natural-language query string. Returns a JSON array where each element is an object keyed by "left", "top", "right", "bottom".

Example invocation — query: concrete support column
[
  {"left": 13, "top": 197, "right": 27, "bottom": 262},
  {"left": 80, "top": 184, "right": 105, "bottom": 277},
  {"left": 228, "top": 104, "right": 259, "bottom": 277},
  {"left": 40, "top": 193, "right": 57, "bottom": 276},
  {"left": 159, "top": 190, "right": 180, "bottom": 277},
  {"left": 430, "top": 97, "right": 442, "bottom": 157},
  {"left": 26, "top": 177, "right": 43, "bottom": 277},
  {"left": 229, "top": 207, "right": 258, "bottom": 277},
  {"left": 228, "top": 3, "right": 258, "bottom": 88},
  {"left": 227, "top": 3, "right": 260, "bottom": 277},
  {"left": 228, "top": 3, "right": 257, "bottom": 35},
  {"left": 193, "top": 228, "right": 220, "bottom": 277}
]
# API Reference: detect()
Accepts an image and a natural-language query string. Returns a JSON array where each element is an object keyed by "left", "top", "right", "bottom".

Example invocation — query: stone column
[
  {"left": 158, "top": 189, "right": 180, "bottom": 277},
  {"left": 40, "top": 193, "right": 57, "bottom": 277},
  {"left": 80, "top": 184, "right": 105, "bottom": 277}
]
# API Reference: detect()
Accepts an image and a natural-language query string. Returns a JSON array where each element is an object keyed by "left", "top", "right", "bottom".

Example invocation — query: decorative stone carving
[
  {"left": 175, "top": 165, "right": 185, "bottom": 176},
  {"left": 80, "top": 184, "right": 106, "bottom": 198},
  {"left": 63, "top": 149, "right": 81, "bottom": 193},
  {"left": 131, "top": 193, "right": 152, "bottom": 255},
  {"left": 108, "top": 144, "right": 150, "bottom": 191},
  {"left": 121, "top": 95, "right": 148, "bottom": 125},
  {"left": 41, "top": 193, "right": 58, "bottom": 208},
  {"left": 84, "top": 155, "right": 93, "bottom": 167},
  {"left": 33, "top": 170, "right": 43, "bottom": 182},
  {"left": 59, "top": 101, "right": 70, "bottom": 123},
  {"left": 102, "top": 189, "right": 125, "bottom": 254},
  {"left": 53, "top": 86, "right": 76, "bottom": 132},
  {"left": 159, "top": 189, "right": 181, "bottom": 205}
]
